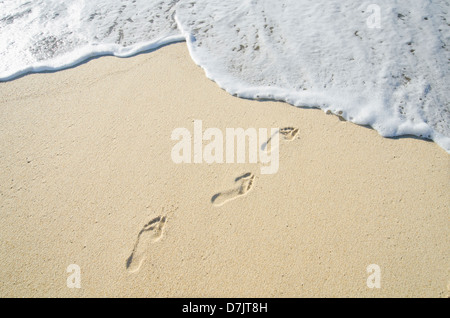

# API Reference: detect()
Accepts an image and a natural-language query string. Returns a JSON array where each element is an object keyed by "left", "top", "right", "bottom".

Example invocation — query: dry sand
[{"left": 0, "top": 43, "right": 448, "bottom": 297}]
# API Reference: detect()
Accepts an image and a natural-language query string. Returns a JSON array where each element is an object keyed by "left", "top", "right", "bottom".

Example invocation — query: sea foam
[{"left": 1, "top": 0, "right": 449, "bottom": 152}]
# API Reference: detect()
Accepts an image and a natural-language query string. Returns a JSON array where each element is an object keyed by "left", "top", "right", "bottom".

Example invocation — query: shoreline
[{"left": 0, "top": 42, "right": 448, "bottom": 297}]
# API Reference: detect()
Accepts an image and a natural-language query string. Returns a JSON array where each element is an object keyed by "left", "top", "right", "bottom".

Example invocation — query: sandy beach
[{"left": 0, "top": 43, "right": 448, "bottom": 297}]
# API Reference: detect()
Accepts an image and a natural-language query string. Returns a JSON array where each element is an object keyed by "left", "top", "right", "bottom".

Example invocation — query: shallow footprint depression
[
  {"left": 211, "top": 173, "right": 256, "bottom": 207},
  {"left": 126, "top": 215, "right": 167, "bottom": 273}
]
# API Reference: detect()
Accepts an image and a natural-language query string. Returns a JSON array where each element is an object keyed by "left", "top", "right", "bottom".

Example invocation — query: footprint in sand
[
  {"left": 211, "top": 172, "right": 255, "bottom": 207},
  {"left": 279, "top": 127, "right": 299, "bottom": 141},
  {"left": 126, "top": 215, "right": 167, "bottom": 273},
  {"left": 262, "top": 127, "right": 299, "bottom": 151}
]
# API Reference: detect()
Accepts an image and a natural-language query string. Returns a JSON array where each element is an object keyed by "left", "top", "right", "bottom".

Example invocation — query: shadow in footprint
[
  {"left": 235, "top": 172, "right": 252, "bottom": 182},
  {"left": 261, "top": 130, "right": 279, "bottom": 152},
  {"left": 211, "top": 173, "right": 255, "bottom": 207},
  {"left": 126, "top": 215, "right": 167, "bottom": 273}
]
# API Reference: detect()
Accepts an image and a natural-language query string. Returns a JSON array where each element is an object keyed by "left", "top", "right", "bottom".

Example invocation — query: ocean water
[{"left": 1, "top": 0, "right": 449, "bottom": 152}]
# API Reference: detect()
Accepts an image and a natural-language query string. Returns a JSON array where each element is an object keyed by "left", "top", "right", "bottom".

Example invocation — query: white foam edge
[{"left": 0, "top": 34, "right": 185, "bottom": 82}]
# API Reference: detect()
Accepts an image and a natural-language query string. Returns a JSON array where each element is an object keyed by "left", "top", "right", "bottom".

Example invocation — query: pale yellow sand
[{"left": 0, "top": 43, "right": 448, "bottom": 297}]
